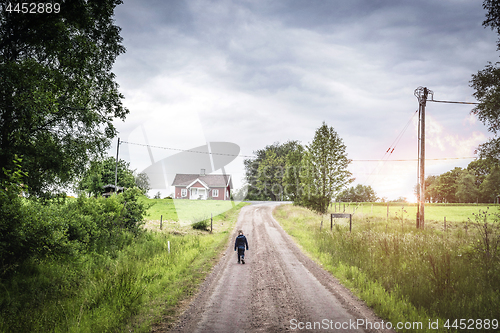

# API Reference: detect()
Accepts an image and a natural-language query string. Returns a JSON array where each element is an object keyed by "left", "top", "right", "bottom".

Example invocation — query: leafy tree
[
  {"left": 300, "top": 122, "right": 352, "bottom": 214},
  {"left": 0, "top": 0, "right": 128, "bottom": 198},
  {"left": 423, "top": 175, "right": 439, "bottom": 203},
  {"left": 244, "top": 141, "right": 301, "bottom": 200},
  {"left": 456, "top": 170, "right": 480, "bottom": 203},
  {"left": 432, "top": 167, "right": 463, "bottom": 203},
  {"left": 470, "top": 0, "right": 500, "bottom": 161},
  {"left": 135, "top": 172, "right": 150, "bottom": 196},
  {"left": 256, "top": 150, "right": 285, "bottom": 201},
  {"left": 480, "top": 165, "right": 500, "bottom": 202},
  {"left": 78, "top": 157, "right": 135, "bottom": 197},
  {"left": 283, "top": 144, "right": 305, "bottom": 203},
  {"left": 467, "top": 158, "right": 496, "bottom": 187},
  {"left": 337, "top": 184, "right": 377, "bottom": 202}
]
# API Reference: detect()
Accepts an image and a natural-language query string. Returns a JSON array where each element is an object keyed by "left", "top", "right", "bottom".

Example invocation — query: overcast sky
[{"left": 109, "top": 0, "right": 498, "bottom": 201}]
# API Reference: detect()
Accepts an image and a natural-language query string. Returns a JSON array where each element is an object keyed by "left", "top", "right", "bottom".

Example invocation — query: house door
[{"left": 190, "top": 188, "right": 207, "bottom": 200}]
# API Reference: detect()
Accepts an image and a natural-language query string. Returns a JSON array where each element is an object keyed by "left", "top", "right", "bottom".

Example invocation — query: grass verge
[
  {"left": 0, "top": 200, "right": 247, "bottom": 332},
  {"left": 274, "top": 204, "right": 500, "bottom": 333}
]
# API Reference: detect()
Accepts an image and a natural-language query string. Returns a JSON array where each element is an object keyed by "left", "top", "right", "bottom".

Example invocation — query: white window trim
[
  {"left": 181, "top": 188, "right": 187, "bottom": 197},
  {"left": 212, "top": 189, "right": 219, "bottom": 198}
]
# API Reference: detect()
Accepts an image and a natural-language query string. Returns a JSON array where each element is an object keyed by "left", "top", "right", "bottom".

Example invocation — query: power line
[
  {"left": 352, "top": 157, "right": 475, "bottom": 162},
  {"left": 120, "top": 140, "right": 254, "bottom": 158},
  {"left": 121, "top": 141, "right": 476, "bottom": 162},
  {"left": 361, "top": 110, "right": 419, "bottom": 186}
]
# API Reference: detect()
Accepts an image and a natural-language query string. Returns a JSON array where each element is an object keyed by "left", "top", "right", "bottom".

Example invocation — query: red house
[{"left": 172, "top": 172, "right": 232, "bottom": 200}]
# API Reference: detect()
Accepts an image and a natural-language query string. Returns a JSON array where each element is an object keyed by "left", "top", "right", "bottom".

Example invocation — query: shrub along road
[{"left": 169, "top": 203, "right": 393, "bottom": 332}]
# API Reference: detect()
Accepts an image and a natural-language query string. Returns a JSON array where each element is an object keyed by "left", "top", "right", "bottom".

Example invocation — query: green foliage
[
  {"left": 300, "top": 122, "right": 352, "bottom": 213},
  {"left": 244, "top": 140, "right": 301, "bottom": 200},
  {"left": 0, "top": 0, "right": 128, "bottom": 198},
  {"left": 0, "top": 184, "right": 148, "bottom": 277},
  {"left": 456, "top": 170, "right": 480, "bottom": 203},
  {"left": 480, "top": 165, "right": 500, "bottom": 202},
  {"left": 78, "top": 157, "right": 136, "bottom": 197},
  {"left": 337, "top": 184, "right": 377, "bottom": 202},
  {"left": 467, "top": 158, "right": 496, "bottom": 186},
  {"left": 0, "top": 199, "right": 245, "bottom": 332},
  {"left": 283, "top": 144, "right": 305, "bottom": 203},
  {"left": 469, "top": 208, "right": 500, "bottom": 259},
  {"left": 192, "top": 219, "right": 210, "bottom": 230},
  {"left": 427, "top": 167, "right": 462, "bottom": 203},
  {"left": 470, "top": 1, "right": 500, "bottom": 164},
  {"left": 425, "top": 161, "right": 500, "bottom": 204},
  {"left": 256, "top": 150, "right": 285, "bottom": 201},
  {"left": 135, "top": 172, "right": 151, "bottom": 196}
]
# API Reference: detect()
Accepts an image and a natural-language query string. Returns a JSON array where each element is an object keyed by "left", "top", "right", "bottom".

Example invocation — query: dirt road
[{"left": 169, "top": 203, "right": 394, "bottom": 332}]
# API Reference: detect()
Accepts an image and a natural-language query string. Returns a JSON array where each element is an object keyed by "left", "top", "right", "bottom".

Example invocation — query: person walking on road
[{"left": 234, "top": 230, "right": 249, "bottom": 264}]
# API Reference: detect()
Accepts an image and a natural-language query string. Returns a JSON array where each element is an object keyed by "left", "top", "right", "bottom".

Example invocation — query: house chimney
[{"left": 200, "top": 168, "right": 205, "bottom": 176}]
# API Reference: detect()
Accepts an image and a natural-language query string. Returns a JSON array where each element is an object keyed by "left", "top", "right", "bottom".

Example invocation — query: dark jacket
[{"left": 234, "top": 234, "right": 248, "bottom": 251}]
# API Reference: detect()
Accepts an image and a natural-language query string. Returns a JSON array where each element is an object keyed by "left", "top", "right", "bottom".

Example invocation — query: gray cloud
[{"left": 111, "top": 0, "right": 497, "bottom": 199}]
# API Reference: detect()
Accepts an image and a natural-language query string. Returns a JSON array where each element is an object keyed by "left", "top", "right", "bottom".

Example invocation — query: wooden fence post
[
  {"left": 349, "top": 214, "right": 352, "bottom": 233},
  {"left": 330, "top": 214, "right": 333, "bottom": 230},
  {"left": 160, "top": 215, "right": 163, "bottom": 230}
]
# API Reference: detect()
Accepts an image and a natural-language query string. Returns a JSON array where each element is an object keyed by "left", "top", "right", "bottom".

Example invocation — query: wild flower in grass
[{"left": 469, "top": 208, "right": 500, "bottom": 259}]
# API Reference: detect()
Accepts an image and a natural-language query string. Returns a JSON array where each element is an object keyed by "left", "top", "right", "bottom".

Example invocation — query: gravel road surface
[{"left": 169, "top": 203, "right": 394, "bottom": 333}]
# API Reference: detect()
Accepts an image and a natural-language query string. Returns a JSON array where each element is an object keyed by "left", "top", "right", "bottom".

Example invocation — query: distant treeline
[{"left": 423, "top": 158, "right": 500, "bottom": 203}]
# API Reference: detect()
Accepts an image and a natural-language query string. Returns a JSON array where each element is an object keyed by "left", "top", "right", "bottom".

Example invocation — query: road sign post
[{"left": 331, "top": 213, "right": 352, "bottom": 232}]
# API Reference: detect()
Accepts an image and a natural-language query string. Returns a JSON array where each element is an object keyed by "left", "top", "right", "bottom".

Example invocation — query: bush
[
  {"left": 192, "top": 219, "right": 210, "bottom": 230},
  {"left": 0, "top": 168, "right": 149, "bottom": 276}
]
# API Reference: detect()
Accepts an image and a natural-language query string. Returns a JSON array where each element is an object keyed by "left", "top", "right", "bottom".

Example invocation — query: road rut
[{"left": 169, "top": 203, "right": 394, "bottom": 333}]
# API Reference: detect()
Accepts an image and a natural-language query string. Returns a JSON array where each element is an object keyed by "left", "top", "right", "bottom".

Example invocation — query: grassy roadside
[
  {"left": 0, "top": 199, "right": 248, "bottom": 332},
  {"left": 129, "top": 200, "right": 248, "bottom": 331},
  {"left": 274, "top": 204, "right": 500, "bottom": 333}
]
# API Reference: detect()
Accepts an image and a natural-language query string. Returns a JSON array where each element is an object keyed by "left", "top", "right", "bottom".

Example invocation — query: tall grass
[
  {"left": 275, "top": 204, "right": 500, "bottom": 333},
  {"left": 0, "top": 200, "right": 246, "bottom": 332}
]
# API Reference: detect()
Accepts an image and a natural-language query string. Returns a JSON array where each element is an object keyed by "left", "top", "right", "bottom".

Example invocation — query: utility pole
[
  {"left": 412, "top": 89, "right": 478, "bottom": 228},
  {"left": 415, "top": 87, "right": 432, "bottom": 229},
  {"left": 115, "top": 137, "right": 120, "bottom": 194}
]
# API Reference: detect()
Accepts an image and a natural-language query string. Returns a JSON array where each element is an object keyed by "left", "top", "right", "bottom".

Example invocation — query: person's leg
[
  {"left": 238, "top": 249, "right": 245, "bottom": 263},
  {"left": 241, "top": 249, "right": 245, "bottom": 264}
]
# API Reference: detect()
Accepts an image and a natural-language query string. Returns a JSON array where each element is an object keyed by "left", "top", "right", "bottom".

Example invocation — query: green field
[
  {"left": 275, "top": 203, "right": 500, "bottom": 333},
  {"left": 330, "top": 202, "right": 499, "bottom": 230},
  {"left": 142, "top": 198, "right": 240, "bottom": 227}
]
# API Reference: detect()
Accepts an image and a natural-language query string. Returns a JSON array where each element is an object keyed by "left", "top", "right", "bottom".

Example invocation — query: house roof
[
  {"left": 172, "top": 174, "right": 232, "bottom": 188},
  {"left": 102, "top": 184, "right": 125, "bottom": 191},
  {"left": 186, "top": 178, "right": 209, "bottom": 189}
]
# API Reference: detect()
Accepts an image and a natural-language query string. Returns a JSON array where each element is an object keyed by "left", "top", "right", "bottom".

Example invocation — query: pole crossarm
[{"left": 427, "top": 99, "right": 479, "bottom": 105}]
